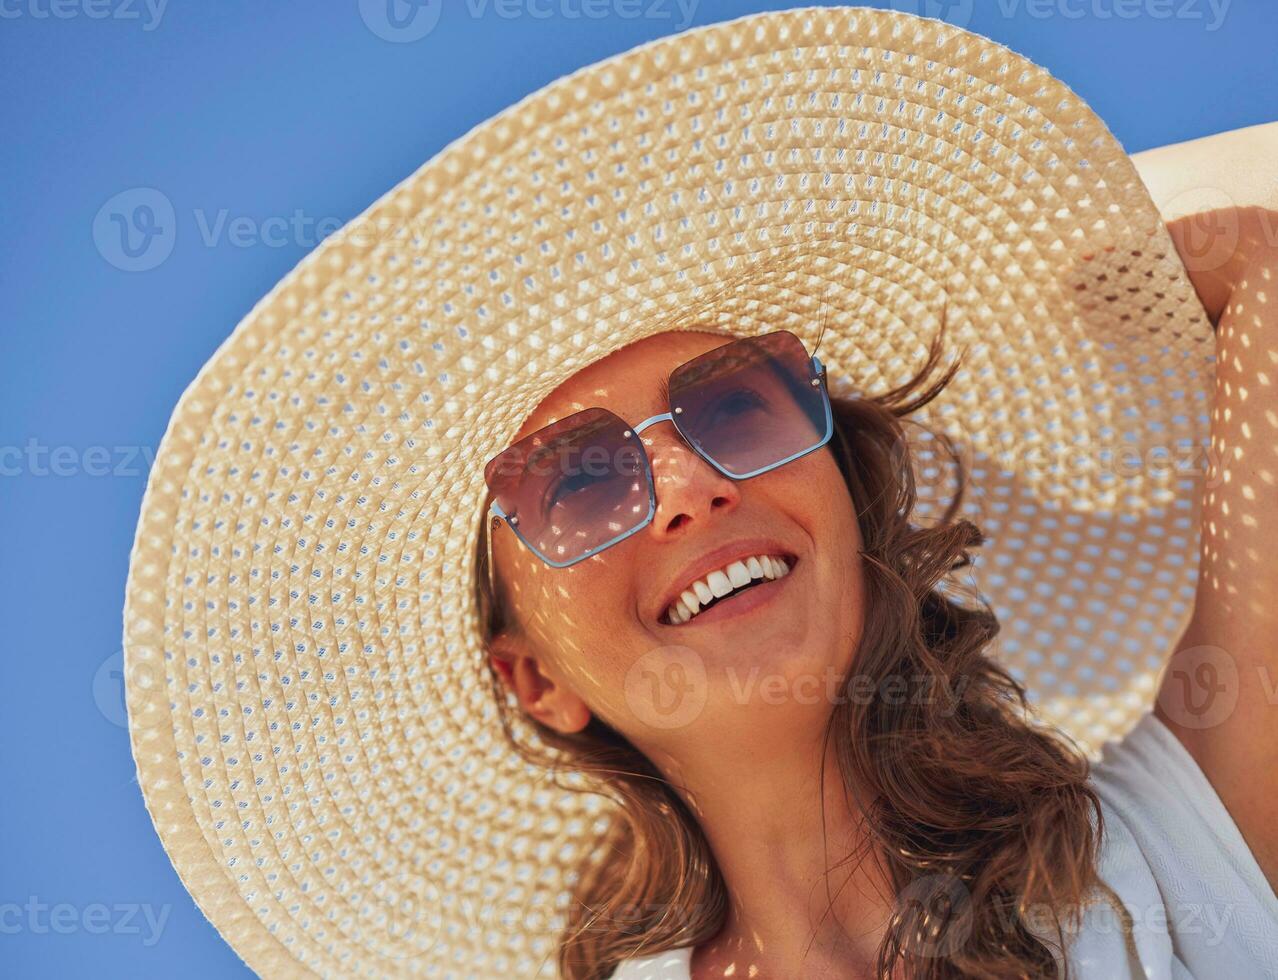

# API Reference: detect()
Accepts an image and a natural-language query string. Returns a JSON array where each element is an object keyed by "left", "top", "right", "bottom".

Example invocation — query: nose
[{"left": 639, "top": 421, "right": 741, "bottom": 538}]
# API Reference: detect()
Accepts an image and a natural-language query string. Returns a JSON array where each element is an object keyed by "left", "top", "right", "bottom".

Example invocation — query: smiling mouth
[{"left": 659, "top": 553, "right": 797, "bottom": 626}]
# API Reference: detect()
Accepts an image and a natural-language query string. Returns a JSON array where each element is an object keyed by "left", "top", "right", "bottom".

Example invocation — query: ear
[{"left": 488, "top": 634, "right": 592, "bottom": 735}]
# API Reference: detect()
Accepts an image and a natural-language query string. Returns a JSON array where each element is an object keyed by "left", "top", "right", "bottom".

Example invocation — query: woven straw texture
[{"left": 123, "top": 6, "right": 1214, "bottom": 978}]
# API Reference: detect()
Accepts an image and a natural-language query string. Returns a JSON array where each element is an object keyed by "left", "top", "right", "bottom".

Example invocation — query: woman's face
[{"left": 488, "top": 329, "right": 867, "bottom": 762}]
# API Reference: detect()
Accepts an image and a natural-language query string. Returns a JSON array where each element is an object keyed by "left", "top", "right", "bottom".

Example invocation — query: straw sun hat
[{"left": 123, "top": 5, "right": 1215, "bottom": 977}]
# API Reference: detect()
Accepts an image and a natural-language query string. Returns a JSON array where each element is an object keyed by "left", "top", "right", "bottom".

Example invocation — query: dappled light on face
[
  {"left": 497, "top": 539, "right": 613, "bottom": 695},
  {"left": 509, "top": 551, "right": 581, "bottom": 644},
  {"left": 485, "top": 326, "right": 846, "bottom": 734}
]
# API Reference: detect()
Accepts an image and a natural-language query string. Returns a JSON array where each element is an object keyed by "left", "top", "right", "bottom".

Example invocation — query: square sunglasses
[{"left": 482, "top": 329, "right": 832, "bottom": 593}]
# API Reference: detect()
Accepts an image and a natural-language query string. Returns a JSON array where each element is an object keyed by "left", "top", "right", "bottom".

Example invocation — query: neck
[{"left": 651, "top": 712, "right": 896, "bottom": 978}]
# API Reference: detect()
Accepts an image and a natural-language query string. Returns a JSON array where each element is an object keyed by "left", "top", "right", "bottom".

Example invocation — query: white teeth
[
  {"left": 706, "top": 569, "right": 733, "bottom": 598},
  {"left": 663, "top": 553, "right": 794, "bottom": 625}
]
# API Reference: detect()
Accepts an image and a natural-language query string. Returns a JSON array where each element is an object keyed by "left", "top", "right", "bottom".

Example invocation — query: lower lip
[{"left": 666, "top": 560, "right": 798, "bottom": 627}]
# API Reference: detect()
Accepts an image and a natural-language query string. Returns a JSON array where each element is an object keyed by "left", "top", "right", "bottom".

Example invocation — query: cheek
[
  {"left": 554, "top": 573, "right": 701, "bottom": 732},
  {"left": 820, "top": 454, "right": 860, "bottom": 543},
  {"left": 776, "top": 448, "right": 858, "bottom": 538},
  {"left": 780, "top": 451, "right": 866, "bottom": 653},
  {"left": 525, "top": 561, "right": 646, "bottom": 695}
]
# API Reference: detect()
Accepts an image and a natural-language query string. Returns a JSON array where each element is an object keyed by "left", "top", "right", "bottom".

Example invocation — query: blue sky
[{"left": 2, "top": 1, "right": 1275, "bottom": 976}]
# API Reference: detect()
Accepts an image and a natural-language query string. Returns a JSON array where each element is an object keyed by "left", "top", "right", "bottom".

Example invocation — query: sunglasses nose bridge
[
  {"left": 630, "top": 411, "right": 699, "bottom": 470},
  {"left": 630, "top": 411, "right": 742, "bottom": 522},
  {"left": 630, "top": 410, "right": 677, "bottom": 437}
]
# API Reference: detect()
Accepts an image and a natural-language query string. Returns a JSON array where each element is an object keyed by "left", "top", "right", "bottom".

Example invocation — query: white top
[{"left": 610, "top": 712, "right": 1278, "bottom": 979}]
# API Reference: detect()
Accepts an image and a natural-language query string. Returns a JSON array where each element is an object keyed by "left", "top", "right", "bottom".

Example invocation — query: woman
[
  {"left": 122, "top": 8, "right": 1278, "bottom": 979},
  {"left": 475, "top": 121, "right": 1278, "bottom": 980}
]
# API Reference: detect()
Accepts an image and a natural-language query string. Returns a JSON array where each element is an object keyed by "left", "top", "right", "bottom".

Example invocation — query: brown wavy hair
[{"left": 474, "top": 303, "right": 1104, "bottom": 979}]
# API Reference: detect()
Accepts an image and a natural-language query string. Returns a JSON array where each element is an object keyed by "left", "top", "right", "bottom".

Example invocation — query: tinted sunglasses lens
[
  {"left": 669, "top": 331, "right": 829, "bottom": 477},
  {"left": 483, "top": 407, "right": 652, "bottom": 563}
]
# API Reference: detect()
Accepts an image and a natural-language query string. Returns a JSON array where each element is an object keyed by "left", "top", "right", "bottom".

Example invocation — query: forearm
[
  {"left": 1180, "top": 244, "right": 1278, "bottom": 660},
  {"left": 1157, "top": 240, "right": 1278, "bottom": 886}
]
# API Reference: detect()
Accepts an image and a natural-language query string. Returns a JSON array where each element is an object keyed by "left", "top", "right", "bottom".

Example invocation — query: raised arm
[{"left": 1129, "top": 121, "right": 1278, "bottom": 891}]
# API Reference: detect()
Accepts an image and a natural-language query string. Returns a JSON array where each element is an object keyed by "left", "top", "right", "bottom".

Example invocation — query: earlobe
[{"left": 552, "top": 692, "right": 592, "bottom": 735}]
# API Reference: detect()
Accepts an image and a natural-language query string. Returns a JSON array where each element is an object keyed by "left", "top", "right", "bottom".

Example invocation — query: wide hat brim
[{"left": 123, "top": 6, "right": 1213, "bottom": 977}]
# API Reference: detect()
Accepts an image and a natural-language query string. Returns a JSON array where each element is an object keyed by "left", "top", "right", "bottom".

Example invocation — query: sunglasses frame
[{"left": 483, "top": 331, "right": 833, "bottom": 594}]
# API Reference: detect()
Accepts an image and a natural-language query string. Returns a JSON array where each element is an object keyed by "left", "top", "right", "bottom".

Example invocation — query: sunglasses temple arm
[{"left": 485, "top": 509, "right": 497, "bottom": 600}]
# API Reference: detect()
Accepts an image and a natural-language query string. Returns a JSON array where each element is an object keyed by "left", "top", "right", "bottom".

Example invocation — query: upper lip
[{"left": 652, "top": 538, "right": 798, "bottom": 625}]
